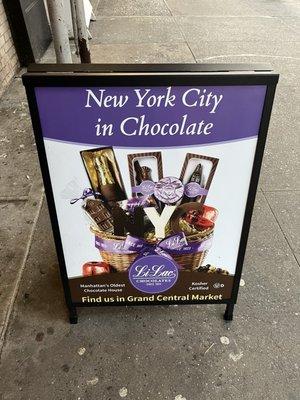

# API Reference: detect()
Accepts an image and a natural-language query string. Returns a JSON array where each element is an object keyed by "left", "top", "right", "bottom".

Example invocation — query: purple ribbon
[
  {"left": 132, "top": 180, "right": 156, "bottom": 196},
  {"left": 132, "top": 180, "right": 208, "bottom": 200},
  {"left": 95, "top": 232, "right": 212, "bottom": 255},
  {"left": 126, "top": 195, "right": 151, "bottom": 212},
  {"left": 95, "top": 236, "right": 136, "bottom": 254},
  {"left": 184, "top": 182, "right": 208, "bottom": 198},
  {"left": 70, "top": 188, "right": 101, "bottom": 204}
]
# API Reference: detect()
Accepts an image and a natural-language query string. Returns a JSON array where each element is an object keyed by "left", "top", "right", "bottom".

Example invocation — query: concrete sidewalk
[{"left": 0, "top": 0, "right": 299, "bottom": 399}]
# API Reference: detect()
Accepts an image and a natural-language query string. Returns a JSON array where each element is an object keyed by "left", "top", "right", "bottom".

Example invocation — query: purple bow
[{"left": 70, "top": 188, "right": 101, "bottom": 204}]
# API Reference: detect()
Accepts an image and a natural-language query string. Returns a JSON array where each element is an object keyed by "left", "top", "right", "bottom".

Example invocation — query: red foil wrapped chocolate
[
  {"left": 202, "top": 205, "right": 218, "bottom": 222},
  {"left": 93, "top": 262, "right": 110, "bottom": 275},
  {"left": 82, "top": 261, "right": 110, "bottom": 277},
  {"left": 183, "top": 206, "right": 217, "bottom": 231},
  {"left": 82, "top": 262, "right": 93, "bottom": 277}
]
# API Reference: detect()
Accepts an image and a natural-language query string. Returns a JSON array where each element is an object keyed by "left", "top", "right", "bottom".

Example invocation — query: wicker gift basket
[{"left": 91, "top": 226, "right": 213, "bottom": 272}]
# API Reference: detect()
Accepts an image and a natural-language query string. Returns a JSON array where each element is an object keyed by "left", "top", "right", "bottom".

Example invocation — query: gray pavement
[{"left": 0, "top": 0, "right": 300, "bottom": 399}]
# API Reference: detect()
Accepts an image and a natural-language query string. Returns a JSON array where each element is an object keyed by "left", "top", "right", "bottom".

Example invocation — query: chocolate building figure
[
  {"left": 181, "top": 163, "right": 203, "bottom": 204},
  {"left": 141, "top": 166, "right": 152, "bottom": 181},
  {"left": 134, "top": 160, "right": 153, "bottom": 185},
  {"left": 127, "top": 152, "right": 164, "bottom": 196},
  {"left": 134, "top": 160, "right": 144, "bottom": 185}
]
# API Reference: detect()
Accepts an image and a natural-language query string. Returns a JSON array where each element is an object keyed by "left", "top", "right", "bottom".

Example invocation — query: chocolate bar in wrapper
[
  {"left": 83, "top": 198, "right": 113, "bottom": 232},
  {"left": 80, "top": 147, "right": 127, "bottom": 204}
]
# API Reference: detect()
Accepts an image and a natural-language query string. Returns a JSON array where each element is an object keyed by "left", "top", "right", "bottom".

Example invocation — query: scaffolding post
[
  {"left": 74, "top": 0, "right": 91, "bottom": 63},
  {"left": 46, "top": 0, "right": 72, "bottom": 63},
  {"left": 70, "top": 0, "right": 79, "bottom": 56}
]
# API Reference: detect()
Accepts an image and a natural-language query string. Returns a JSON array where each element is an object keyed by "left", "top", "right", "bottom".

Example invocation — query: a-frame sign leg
[
  {"left": 69, "top": 306, "right": 78, "bottom": 324},
  {"left": 224, "top": 303, "right": 234, "bottom": 321}
]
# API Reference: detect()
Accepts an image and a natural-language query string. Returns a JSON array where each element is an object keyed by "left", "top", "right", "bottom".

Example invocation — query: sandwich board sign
[{"left": 23, "top": 64, "right": 278, "bottom": 323}]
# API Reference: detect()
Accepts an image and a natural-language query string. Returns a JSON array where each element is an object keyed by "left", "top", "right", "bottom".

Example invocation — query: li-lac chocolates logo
[{"left": 129, "top": 254, "right": 179, "bottom": 294}]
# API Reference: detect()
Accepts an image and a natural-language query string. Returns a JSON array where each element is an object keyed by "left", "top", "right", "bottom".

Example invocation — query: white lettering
[
  {"left": 85, "top": 89, "right": 128, "bottom": 108},
  {"left": 144, "top": 205, "right": 176, "bottom": 238}
]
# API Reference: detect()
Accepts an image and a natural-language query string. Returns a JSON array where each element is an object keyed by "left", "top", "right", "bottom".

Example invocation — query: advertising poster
[{"left": 23, "top": 68, "right": 278, "bottom": 314}]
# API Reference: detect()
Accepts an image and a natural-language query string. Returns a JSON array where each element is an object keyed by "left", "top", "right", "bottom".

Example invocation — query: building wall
[{"left": 0, "top": 0, "right": 19, "bottom": 97}]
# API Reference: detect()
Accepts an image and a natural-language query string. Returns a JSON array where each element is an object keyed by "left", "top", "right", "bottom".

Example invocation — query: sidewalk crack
[
  {"left": 163, "top": 0, "right": 197, "bottom": 63},
  {"left": 261, "top": 189, "right": 300, "bottom": 268},
  {"left": 0, "top": 189, "right": 44, "bottom": 357}
]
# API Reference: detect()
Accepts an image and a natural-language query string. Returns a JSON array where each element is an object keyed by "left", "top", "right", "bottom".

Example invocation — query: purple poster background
[{"left": 35, "top": 85, "right": 266, "bottom": 147}]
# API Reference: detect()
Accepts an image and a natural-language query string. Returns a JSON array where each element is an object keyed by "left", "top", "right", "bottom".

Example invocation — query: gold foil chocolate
[{"left": 81, "top": 147, "right": 127, "bottom": 203}]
